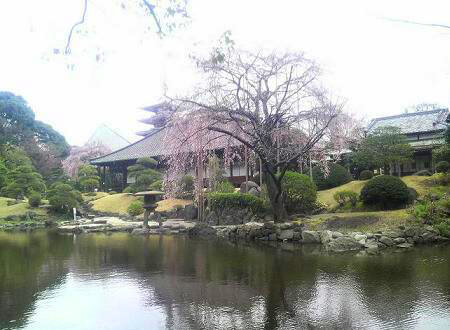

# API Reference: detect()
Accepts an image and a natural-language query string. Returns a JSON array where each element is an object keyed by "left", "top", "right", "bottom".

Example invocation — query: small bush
[
  {"left": 108, "top": 191, "right": 117, "bottom": 195},
  {"left": 214, "top": 180, "right": 235, "bottom": 193},
  {"left": 180, "top": 175, "right": 194, "bottom": 193},
  {"left": 28, "top": 192, "right": 41, "bottom": 207},
  {"left": 359, "top": 170, "right": 373, "bottom": 180},
  {"left": 312, "top": 163, "right": 352, "bottom": 190},
  {"left": 360, "top": 175, "right": 409, "bottom": 209},
  {"left": 85, "top": 191, "right": 96, "bottom": 196},
  {"left": 149, "top": 180, "right": 163, "bottom": 191},
  {"left": 333, "top": 190, "right": 358, "bottom": 207},
  {"left": 430, "top": 173, "right": 449, "bottom": 186},
  {"left": 281, "top": 171, "right": 317, "bottom": 212},
  {"left": 127, "top": 201, "right": 144, "bottom": 216},
  {"left": 48, "top": 183, "right": 81, "bottom": 214},
  {"left": 414, "top": 170, "right": 432, "bottom": 176},
  {"left": 123, "top": 186, "right": 136, "bottom": 194},
  {"left": 435, "top": 161, "right": 449, "bottom": 173},
  {"left": 208, "top": 192, "right": 265, "bottom": 214}
]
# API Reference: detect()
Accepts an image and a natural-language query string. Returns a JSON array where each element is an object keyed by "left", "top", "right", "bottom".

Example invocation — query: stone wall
[{"left": 188, "top": 222, "right": 449, "bottom": 254}]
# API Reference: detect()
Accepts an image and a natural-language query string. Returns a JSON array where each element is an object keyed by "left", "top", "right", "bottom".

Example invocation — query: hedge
[
  {"left": 360, "top": 175, "right": 409, "bottom": 209},
  {"left": 208, "top": 192, "right": 265, "bottom": 214},
  {"left": 435, "top": 161, "right": 449, "bottom": 174},
  {"left": 281, "top": 171, "right": 317, "bottom": 212},
  {"left": 359, "top": 170, "right": 373, "bottom": 180},
  {"left": 312, "top": 163, "right": 352, "bottom": 190}
]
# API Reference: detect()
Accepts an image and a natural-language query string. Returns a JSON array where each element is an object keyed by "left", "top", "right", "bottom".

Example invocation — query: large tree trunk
[{"left": 265, "top": 172, "right": 288, "bottom": 222}]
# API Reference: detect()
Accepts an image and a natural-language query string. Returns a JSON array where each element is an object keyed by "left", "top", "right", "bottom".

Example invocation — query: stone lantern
[{"left": 134, "top": 191, "right": 164, "bottom": 227}]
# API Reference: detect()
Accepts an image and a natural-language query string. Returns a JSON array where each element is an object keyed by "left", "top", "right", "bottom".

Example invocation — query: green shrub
[
  {"left": 360, "top": 175, "right": 409, "bottom": 209},
  {"left": 414, "top": 170, "right": 432, "bottom": 176},
  {"left": 359, "top": 170, "right": 373, "bottom": 180},
  {"left": 180, "top": 175, "right": 194, "bottom": 193},
  {"left": 333, "top": 190, "right": 358, "bottom": 207},
  {"left": 149, "top": 180, "right": 163, "bottom": 191},
  {"left": 123, "top": 186, "right": 136, "bottom": 194},
  {"left": 85, "top": 191, "right": 96, "bottom": 196},
  {"left": 214, "top": 180, "right": 235, "bottom": 193},
  {"left": 28, "top": 192, "right": 41, "bottom": 207},
  {"left": 312, "top": 163, "right": 352, "bottom": 190},
  {"left": 411, "top": 195, "right": 450, "bottom": 236},
  {"left": 435, "top": 161, "right": 449, "bottom": 173},
  {"left": 127, "top": 201, "right": 144, "bottom": 216},
  {"left": 48, "top": 183, "right": 81, "bottom": 214},
  {"left": 281, "top": 171, "right": 317, "bottom": 212},
  {"left": 208, "top": 192, "right": 265, "bottom": 214},
  {"left": 430, "top": 173, "right": 449, "bottom": 186},
  {"left": 407, "top": 187, "right": 418, "bottom": 204}
]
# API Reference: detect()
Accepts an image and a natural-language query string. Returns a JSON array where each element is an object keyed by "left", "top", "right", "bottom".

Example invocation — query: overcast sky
[{"left": 0, "top": 0, "right": 449, "bottom": 145}]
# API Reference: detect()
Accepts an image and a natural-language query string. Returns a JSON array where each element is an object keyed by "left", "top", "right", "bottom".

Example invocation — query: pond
[{"left": 1, "top": 231, "right": 450, "bottom": 330}]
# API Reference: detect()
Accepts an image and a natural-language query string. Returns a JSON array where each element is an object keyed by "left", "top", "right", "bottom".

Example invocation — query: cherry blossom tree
[
  {"left": 164, "top": 48, "right": 344, "bottom": 221},
  {"left": 62, "top": 142, "right": 111, "bottom": 178}
]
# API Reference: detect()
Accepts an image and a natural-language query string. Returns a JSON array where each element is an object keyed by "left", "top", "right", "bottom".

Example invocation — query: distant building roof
[
  {"left": 91, "top": 126, "right": 242, "bottom": 165},
  {"left": 367, "top": 108, "right": 449, "bottom": 134},
  {"left": 86, "top": 124, "right": 130, "bottom": 152}
]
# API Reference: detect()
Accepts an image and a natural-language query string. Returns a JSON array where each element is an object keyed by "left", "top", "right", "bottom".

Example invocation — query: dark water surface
[{"left": 1, "top": 231, "right": 450, "bottom": 330}]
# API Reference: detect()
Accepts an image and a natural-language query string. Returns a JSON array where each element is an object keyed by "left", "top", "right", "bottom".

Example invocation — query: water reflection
[{"left": 0, "top": 231, "right": 450, "bottom": 329}]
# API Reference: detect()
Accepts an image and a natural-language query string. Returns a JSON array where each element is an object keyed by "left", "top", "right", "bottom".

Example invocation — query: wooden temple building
[{"left": 90, "top": 103, "right": 251, "bottom": 191}]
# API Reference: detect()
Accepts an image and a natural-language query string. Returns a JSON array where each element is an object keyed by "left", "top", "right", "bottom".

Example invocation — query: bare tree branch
[{"left": 65, "top": 0, "right": 88, "bottom": 54}]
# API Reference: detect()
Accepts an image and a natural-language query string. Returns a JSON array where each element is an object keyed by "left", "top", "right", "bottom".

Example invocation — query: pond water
[{"left": 1, "top": 231, "right": 450, "bottom": 330}]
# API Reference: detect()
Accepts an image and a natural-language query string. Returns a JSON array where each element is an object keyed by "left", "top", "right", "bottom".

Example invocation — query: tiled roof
[
  {"left": 367, "top": 109, "right": 449, "bottom": 134},
  {"left": 91, "top": 128, "right": 168, "bottom": 164},
  {"left": 91, "top": 126, "right": 242, "bottom": 165}
]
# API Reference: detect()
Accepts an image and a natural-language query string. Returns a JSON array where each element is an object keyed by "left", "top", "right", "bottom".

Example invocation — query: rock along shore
[{"left": 188, "top": 222, "right": 450, "bottom": 254}]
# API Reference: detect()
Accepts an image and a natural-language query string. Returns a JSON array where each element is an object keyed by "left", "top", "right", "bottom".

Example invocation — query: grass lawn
[
  {"left": 317, "top": 175, "right": 434, "bottom": 210},
  {"left": 90, "top": 193, "right": 193, "bottom": 215},
  {"left": 0, "top": 197, "right": 48, "bottom": 219},
  {"left": 82, "top": 192, "right": 109, "bottom": 202},
  {"left": 309, "top": 209, "right": 411, "bottom": 233},
  {"left": 91, "top": 193, "right": 140, "bottom": 214}
]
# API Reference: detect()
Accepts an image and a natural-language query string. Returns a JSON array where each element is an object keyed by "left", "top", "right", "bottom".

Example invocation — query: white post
[{"left": 73, "top": 208, "right": 77, "bottom": 221}]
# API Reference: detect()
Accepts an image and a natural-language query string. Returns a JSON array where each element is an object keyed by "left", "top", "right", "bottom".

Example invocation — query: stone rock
[
  {"left": 188, "top": 223, "right": 217, "bottom": 237},
  {"left": 379, "top": 236, "right": 394, "bottom": 246},
  {"left": 385, "top": 231, "right": 403, "bottom": 238},
  {"left": 421, "top": 231, "right": 437, "bottom": 243},
  {"left": 279, "top": 229, "right": 294, "bottom": 240},
  {"left": 393, "top": 237, "right": 406, "bottom": 244},
  {"left": 326, "top": 236, "right": 361, "bottom": 252},
  {"left": 263, "top": 221, "right": 275, "bottom": 229},
  {"left": 302, "top": 231, "right": 321, "bottom": 244},
  {"left": 240, "top": 181, "right": 260, "bottom": 194},
  {"left": 184, "top": 205, "right": 198, "bottom": 220},
  {"left": 247, "top": 187, "right": 260, "bottom": 197},
  {"left": 332, "top": 231, "right": 344, "bottom": 239},
  {"left": 396, "top": 243, "right": 413, "bottom": 249},
  {"left": 292, "top": 232, "right": 302, "bottom": 241},
  {"left": 268, "top": 233, "right": 277, "bottom": 241},
  {"left": 320, "top": 231, "right": 333, "bottom": 244},
  {"left": 366, "top": 245, "right": 379, "bottom": 255},
  {"left": 131, "top": 228, "right": 150, "bottom": 235}
]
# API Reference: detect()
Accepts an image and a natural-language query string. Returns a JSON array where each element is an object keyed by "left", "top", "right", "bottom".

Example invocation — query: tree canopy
[
  {"left": 352, "top": 126, "right": 413, "bottom": 175},
  {"left": 165, "top": 48, "right": 345, "bottom": 221}
]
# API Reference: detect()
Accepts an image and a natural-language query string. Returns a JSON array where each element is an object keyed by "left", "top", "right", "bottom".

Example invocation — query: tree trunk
[{"left": 265, "top": 172, "right": 288, "bottom": 222}]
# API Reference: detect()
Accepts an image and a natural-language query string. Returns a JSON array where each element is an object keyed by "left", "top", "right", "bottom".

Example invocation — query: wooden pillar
[
  {"left": 102, "top": 166, "right": 106, "bottom": 191},
  {"left": 259, "top": 157, "right": 263, "bottom": 187},
  {"left": 121, "top": 164, "right": 127, "bottom": 192}
]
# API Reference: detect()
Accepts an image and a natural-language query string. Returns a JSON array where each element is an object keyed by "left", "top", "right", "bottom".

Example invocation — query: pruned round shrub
[
  {"left": 281, "top": 171, "right": 317, "bottom": 212},
  {"left": 149, "top": 180, "right": 163, "bottom": 191},
  {"left": 215, "top": 180, "right": 235, "bottom": 193},
  {"left": 127, "top": 201, "right": 144, "bottom": 216},
  {"left": 435, "top": 161, "right": 449, "bottom": 173},
  {"left": 28, "top": 192, "right": 41, "bottom": 207},
  {"left": 431, "top": 173, "right": 449, "bottom": 186},
  {"left": 414, "top": 170, "right": 432, "bottom": 176},
  {"left": 48, "top": 183, "right": 81, "bottom": 214},
  {"left": 312, "top": 163, "right": 352, "bottom": 190},
  {"left": 360, "top": 175, "right": 409, "bottom": 209},
  {"left": 208, "top": 192, "right": 265, "bottom": 214},
  {"left": 359, "top": 170, "right": 373, "bottom": 180}
]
